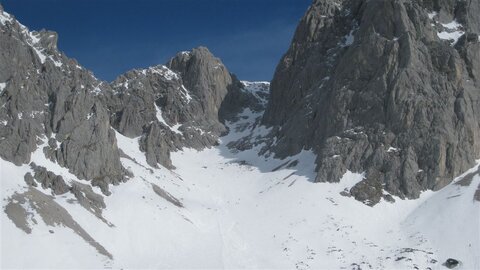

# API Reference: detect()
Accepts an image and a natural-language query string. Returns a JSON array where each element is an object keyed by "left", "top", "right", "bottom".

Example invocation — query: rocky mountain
[
  {"left": 1, "top": 1, "right": 480, "bottom": 269},
  {"left": 0, "top": 5, "right": 129, "bottom": 195},
  {"left": 103, "top": 47, "right": 248, "bottom": 169},
  {"left": 263, "top": 0, "right": 480, "bottom": 204},
  {"left": 0, "top": 4, "right": 251, "bottom": 194}
]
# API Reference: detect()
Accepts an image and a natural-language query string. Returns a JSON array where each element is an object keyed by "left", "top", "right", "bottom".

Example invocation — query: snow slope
[{"left": 1, "top": 82, "right": 479, "bottom": 269}]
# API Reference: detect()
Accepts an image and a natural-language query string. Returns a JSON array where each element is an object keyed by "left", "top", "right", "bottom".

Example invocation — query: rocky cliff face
[
  {"left": 263, "top": 0, "right": 480, "bottom": 204},
  {"left": 0, "top": 5, "right": 246, "bottom": 192},
  {"left": 0, "top": 6, "right": 128, "bottom": 193},
  {"left": 103, "top": 47, "right": 245, "bottom": 168}
]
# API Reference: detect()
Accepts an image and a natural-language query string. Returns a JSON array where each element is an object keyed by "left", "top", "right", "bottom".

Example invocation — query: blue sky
[{"left": 1, "top": 0, "right": 311, "bottom": 82}]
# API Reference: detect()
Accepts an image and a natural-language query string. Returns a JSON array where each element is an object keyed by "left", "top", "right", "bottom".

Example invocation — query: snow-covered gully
[{"left": 1, "top": 83, "right": 479, "bottom": 269}]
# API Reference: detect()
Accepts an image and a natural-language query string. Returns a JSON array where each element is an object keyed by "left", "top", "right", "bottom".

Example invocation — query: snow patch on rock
[
  {"left": 148, "top": 65, "right": 180, "bottom": 81},
  {"left": 0, "top": 82, "right": 6, "bottom": 93},
  {"left": 156, "top": 105, "right": 182, "bottom": 135}
]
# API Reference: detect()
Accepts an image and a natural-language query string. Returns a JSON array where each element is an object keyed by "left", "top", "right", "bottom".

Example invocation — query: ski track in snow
[{"left": 1, "top": 83, "right": 479, "bottom": 269}]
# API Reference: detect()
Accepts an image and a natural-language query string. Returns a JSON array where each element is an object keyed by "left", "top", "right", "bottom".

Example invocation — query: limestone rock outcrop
[
  {"left": 0, "top": 7, "right": 127, "bottom": 193},
  {"left": 0, "top": 6, "right": 250, "bottom": 192},
  {"left": 263, "top": 0, "right": 480, "bottom": 204}
]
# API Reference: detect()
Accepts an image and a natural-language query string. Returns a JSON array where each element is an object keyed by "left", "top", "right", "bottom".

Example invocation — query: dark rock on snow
[
  {"left": 29, "top": 163, "right": 70, "bottom": 195},
  {"left": 444, "top": 258, "right": 460, "bottom": 268}
]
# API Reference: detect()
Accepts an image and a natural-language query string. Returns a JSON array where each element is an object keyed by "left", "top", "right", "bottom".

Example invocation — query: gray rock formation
[
  {"left": 0, "top": 7, "right": 130, "bottom": 193},
  {"left": 0, "top": 5, "right": 254, "bottom": 192},
  {"left": 263, "top": 0, "right": 480, "bottom": 204},
  {"left": 103, "top": 47, "right": 249, "bottom": 168},
  {"left": 0, "top": 4, "right": 253, "bottom": 194},
  {"left": 167, "top": 47, "right": 239, "bottom": 129},
  {"left": 28, "top": 162, "right": 70, "bottom": 195}
]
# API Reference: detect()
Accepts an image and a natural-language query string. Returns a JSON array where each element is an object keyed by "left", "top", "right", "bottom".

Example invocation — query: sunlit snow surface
[
  {"left": 427, "top": 12, "right": 466, "bottom": 45},
  {"left": 0, "top": 82, "right": 6, "bottom": 94},
  {"left": 1, "top": 82, "right": 479, "bottom": 269},
  {"left": 437, "top": 20, "right": 465, "bottom": 45}
]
